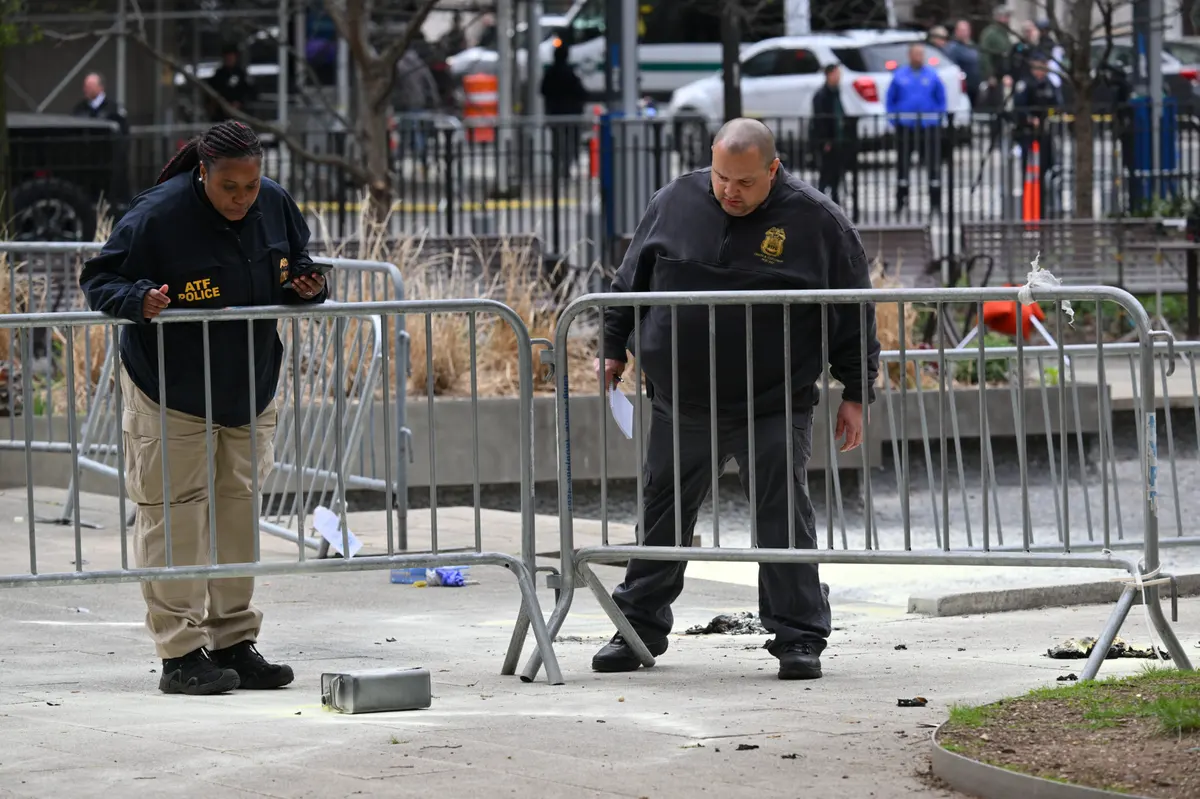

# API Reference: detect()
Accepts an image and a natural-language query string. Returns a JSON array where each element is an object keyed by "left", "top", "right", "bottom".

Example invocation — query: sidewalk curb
[
  {"left": 930, "top": 724, "right": 1142, "bottom": 799},
  {"left": 908, "top": 573, "right": 1200, "bottom": 617}
]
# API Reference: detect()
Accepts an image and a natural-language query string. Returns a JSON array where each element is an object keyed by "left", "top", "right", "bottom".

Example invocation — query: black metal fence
[{"left": 6, "top": 107, "right": 1198, "bottom": 265}]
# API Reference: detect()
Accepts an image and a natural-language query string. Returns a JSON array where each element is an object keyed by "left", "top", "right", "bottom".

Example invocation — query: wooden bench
[
  {"left": 855, "top": 224, "right": 945, "bottom": 288},
  {"left": 960, "top": 219, "right": 1188, "bottom": 293}
]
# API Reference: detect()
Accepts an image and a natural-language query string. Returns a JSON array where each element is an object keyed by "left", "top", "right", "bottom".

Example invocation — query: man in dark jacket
[
  {"left": 810, "top": 64, "right": 855, "bottom": 205},
  {"left": 207, "top": 45, "right": 256, "bottom": 122},
  {"left": 541, "top": 44, "right": 589, "bottom": 180},
  {"left": 885, "top": 43, "right": 947, "bottom": 211},
  {"left": 73, "top": 72, "right": 131, "bottom": 203},
  {"left": 73, "top": 72, "right": 128, "bottom": 133},
  {"left": 943, "top": 21, "right": 983, "bottom": 106},
  {"left": 978, "top": 5, "right": 1013, "bottom": 90},
  {"left": 593, "top": 118, "right": 880, "bottom": 681},
  {"left": 1014, "top": 57, "right": 1062, "bottom": 218}
]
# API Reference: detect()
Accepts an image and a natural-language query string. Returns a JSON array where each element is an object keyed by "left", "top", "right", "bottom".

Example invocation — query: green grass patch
[{"left": 951, "top": 668, "right": 1200, "bottom": 736}]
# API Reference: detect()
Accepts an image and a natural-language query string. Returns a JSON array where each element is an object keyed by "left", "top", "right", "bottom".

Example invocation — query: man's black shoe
[
  {"left": 159, "top": 648, "right": 240, "bottom": 695},
  {"left": 776, "top": 641, "right": 823, "bottom": 680},
  {"left": 591, "top": 633, "right": 668, "bottom": 673},
  {"left": 209, "top": 641, "right": 295, "bottom": 689}
]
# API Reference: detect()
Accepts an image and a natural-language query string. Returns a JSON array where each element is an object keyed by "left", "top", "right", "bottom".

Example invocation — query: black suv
[{"left": 3, "top": 112, "right": 129, "bottom": 241}]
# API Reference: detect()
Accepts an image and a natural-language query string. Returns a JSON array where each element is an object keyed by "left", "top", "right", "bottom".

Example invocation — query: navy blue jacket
[
  {"left": 885, "top": 65, "right": 947, "bottom": 128},
  {"left": 79, "top": 168, "right": 326, "bottom": 427},
  {"left": 602, "top": 167, "right": 880, "bottom": 416}
]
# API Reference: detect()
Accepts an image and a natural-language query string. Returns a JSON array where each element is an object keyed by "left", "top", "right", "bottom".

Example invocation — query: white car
[
  {"left": 667, "top": 31, "right": 973, "bottom": 161},
  {"left": 445, "top": 15, "right": 568, "bottom": 79}
]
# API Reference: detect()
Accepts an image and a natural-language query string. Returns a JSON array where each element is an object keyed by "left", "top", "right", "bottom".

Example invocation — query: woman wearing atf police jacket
[{"left": 79, "top": 121, "right": 327, "bottom": 696}]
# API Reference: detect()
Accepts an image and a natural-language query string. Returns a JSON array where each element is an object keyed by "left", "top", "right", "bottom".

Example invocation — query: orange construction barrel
[
  {"left": 982, "top": 298, "right": 1046, "bottom": 340},
  {"left": 463, "top": 73, "right": 498, "bottom": 143}
]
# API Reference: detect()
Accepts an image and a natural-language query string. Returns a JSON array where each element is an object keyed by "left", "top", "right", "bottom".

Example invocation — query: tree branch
[
  {"left": 381, "top": 0, "right": 441, "bottom": 68},
  {"left": 228, "top": 25, "right": 357, "bottom": 133},
  {"left": 335, "top": 0, "right": 375, "bottom": 69},
  {"left": 371, "top": 0, "right": 443, "bottom": 110}
]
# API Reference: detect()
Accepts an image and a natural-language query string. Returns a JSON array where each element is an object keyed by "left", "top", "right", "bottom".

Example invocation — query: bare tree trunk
[
  {"left": 357, "top": 66, "right": 394, "bottom": 225},
  {"left": 1069, "top": 1, "right": 1095, "bottom": 217}
]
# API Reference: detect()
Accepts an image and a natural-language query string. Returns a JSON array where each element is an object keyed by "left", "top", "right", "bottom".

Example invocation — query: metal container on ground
[{"left": 320, "top": 667, "right": 433, "bottom": 714}]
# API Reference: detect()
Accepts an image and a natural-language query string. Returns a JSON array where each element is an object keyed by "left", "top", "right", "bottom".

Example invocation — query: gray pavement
[{"left": 1, "top": 489, "right": 1198, "bottom": 798}]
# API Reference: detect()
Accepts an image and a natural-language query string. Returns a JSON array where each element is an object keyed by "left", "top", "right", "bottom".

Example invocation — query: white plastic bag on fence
[{"left": 1016, "top": 252, "right": 1075, "bottom": 327}]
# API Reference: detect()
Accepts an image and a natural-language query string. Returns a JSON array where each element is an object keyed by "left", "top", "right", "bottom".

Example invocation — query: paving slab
[{"left": 1, "top": 487, "right": 1198, "bottom": 798}]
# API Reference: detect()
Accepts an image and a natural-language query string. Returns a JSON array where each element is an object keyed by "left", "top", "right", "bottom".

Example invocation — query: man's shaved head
[
  {"left": 712, "top": 118, "right": 777, "bottom": 168},
  {"left": 710, "top": 118, "right": 780, "bottom": 217},
  {"left": 82, "top": 72, "right": 105, "bottom": 102}
]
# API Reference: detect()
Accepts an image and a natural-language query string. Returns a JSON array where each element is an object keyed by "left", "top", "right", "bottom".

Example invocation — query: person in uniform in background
[
  {"left": 1014, "top": 57, "right": 1062, "bottom": 219},
  {"left": 810, "top": 64, "right": 854, "bottom": 206},
  {"left": 72, "top": 72, "right": 128, "bottom": 134},
  {"left": 541, "top": 43, "right": 589, "bottom": 181},
  {"left": 593, "top": 118, "right": 880, "bottom": 681},
  {"left": 207, "top": 45, "right": 256, "bottom": 122},
  {"left": 79, "top": 121, "right": 327, "bottom": 696},
  {"left": 1008, "top": 20, "right": 1041, "bottom": 86},
  {"left": 885, "top": 42, "right": 947, "bottom": 212}
]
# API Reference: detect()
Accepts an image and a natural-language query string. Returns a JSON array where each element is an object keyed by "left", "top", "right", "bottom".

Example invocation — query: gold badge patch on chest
[{"left": 758, "top": 227, "right": 786, "bottom": 263}]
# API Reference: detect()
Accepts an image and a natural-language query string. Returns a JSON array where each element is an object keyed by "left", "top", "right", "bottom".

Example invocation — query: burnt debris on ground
[
  {"left": 1046, "top": 636, "right": 1170, "bottom": 660},
  {"left": 684, "top": 612, "right": 768, "bottom": 636}
]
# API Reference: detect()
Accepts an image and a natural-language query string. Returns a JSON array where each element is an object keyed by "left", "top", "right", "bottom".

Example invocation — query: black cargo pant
[
  {"left": 612, "top": 398, "right": 833, "bottom": 655},
  {"left": 895, "top": 125, "right": 942, "bottom": 211}
]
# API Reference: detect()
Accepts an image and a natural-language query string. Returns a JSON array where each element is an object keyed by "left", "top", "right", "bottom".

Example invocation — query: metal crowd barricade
[
  {"left": 0, "top": 300, "right": 562, "bottom": 685},
  {"left": 520, "top": 286, "right": 1195, "bottom": 683},
  {"left": 0, "top": 242, "right": 410, "bottom": 546}
]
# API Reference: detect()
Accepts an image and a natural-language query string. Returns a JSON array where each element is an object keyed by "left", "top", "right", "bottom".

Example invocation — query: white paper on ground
[
  {"left": 314, "top": 505, "right": 363, "bottom": 558},
  {"left": 608, "top": 387, "right": 635, "bottom": 439}
]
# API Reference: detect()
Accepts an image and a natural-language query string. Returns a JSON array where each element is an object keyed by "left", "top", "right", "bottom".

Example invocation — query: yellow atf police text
[{"left": 178, "top": 278, "right": 220, "bottom": 303}]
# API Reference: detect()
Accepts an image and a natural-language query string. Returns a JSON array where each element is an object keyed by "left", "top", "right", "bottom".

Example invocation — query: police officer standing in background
[
  {"left": 885, "top": 42, "right": 947, "bottom": 213},
  {"left": 593, "top": 118, "right": 880, "bottom": 681},
  {"left": 207, "top": 45, "right": 257, "bottom": 122},
  {"left": 80, "top": 121, "right": 327, "bottom": 696},
  {"left": 1014, "top": 57, "right": 1062, "bottom": 218},
  {"left": 811, "top": 64, "right": 855, "bottom": 206}
]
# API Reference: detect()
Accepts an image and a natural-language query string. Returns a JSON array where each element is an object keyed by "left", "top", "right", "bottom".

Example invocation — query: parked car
[
  {"left": 666, "top": 30, "right": 973, "bottom": 165},
  {"left": 1161, "top": 37, "right": 1200, "bottom": 72},
  {"left": 3, "top": 112, "right": 125, "bottom": 241},
  {"left": 445, "top": 14, "right": 568, "bottom": 80}
]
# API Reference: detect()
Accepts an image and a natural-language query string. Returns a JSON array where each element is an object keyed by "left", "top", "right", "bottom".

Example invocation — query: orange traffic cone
[
  {"left": 1022, "top": 140, "right": 1041, "bottom": 224},
  {"left": 588, "top": 104, "right": 602, "bottom": 179}
]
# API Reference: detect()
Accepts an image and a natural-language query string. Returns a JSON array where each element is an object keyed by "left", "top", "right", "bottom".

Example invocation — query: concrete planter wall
[{"left": 6, "top": 382, "right": 1104, "bottom": 495}]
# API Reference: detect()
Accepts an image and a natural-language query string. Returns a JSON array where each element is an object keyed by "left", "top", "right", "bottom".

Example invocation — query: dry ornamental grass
[{"left": 2, "top": 192, "right": 1068, "bottom": 416}]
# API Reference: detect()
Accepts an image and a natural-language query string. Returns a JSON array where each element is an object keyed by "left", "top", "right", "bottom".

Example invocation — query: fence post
[{"left": 443, "top": 126, "right": 456, "bottom": 237}]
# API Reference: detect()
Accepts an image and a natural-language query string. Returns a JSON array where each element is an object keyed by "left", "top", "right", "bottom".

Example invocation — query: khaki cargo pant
[{"left": 120, "top": 368, "right": 276, "bottom": 659}]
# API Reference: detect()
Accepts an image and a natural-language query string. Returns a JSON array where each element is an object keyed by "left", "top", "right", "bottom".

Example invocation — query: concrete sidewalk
[{"left": 1, "top": 546, "right": 1197, "bottom": 798}]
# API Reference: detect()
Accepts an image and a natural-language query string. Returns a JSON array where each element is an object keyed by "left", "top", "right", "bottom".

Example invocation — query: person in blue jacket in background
[
  {"left": 79, "top": 120, "right": 327, "bottom": 696},
  {"left": 885, "top": 42, "right": 947, "bottom": 212}
]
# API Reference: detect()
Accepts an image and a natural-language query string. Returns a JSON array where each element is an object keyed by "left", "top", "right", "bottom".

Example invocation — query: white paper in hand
[
  {"left": 313, "top": 505, "right": 363, "bottom": 558},
  {"left": 608, "top": 387, "right": 635, "bottom": 439}
]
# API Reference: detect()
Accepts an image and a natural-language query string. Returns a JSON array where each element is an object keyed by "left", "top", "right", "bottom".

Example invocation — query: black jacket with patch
[
  {"left": 79, "top": 167, "right": 325, "bottom": 427},
  {"left": 602, "top": 167, "right": 880, "bottom": 416}
]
